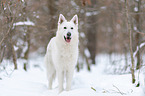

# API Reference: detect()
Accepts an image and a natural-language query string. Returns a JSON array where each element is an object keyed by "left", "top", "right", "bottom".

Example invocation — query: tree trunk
[
  {"left": 22, "top": 1, "right": 30, "bottom": 71},
  {"left": 87, "top": 16, "right": 96, "bottom": 64},
  {"left": 11, "top": 41, "right": 17, "bottom": 69},
  {"left": 134, "top": 0, "right": 142, "bottom": 70},
  {"left": 9, "top": 29, "right": 17, "bottom": 70},
  {"left": 125, "top": 0, "right": 135, "bottom": 83},
  {"left": 86, "top": 0, "right": 97, "bottom": 64},
  {"left": 23, "top": 27, "right": 30, "bottom": 71}
]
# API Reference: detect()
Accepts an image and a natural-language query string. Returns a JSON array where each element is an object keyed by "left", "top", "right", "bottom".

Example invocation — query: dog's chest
[
  {"left": 58, "top": 46, "right": 77, "bottom": 67},
  {"left": 59, "top": 47, "right": 74, "bottom": 59}
]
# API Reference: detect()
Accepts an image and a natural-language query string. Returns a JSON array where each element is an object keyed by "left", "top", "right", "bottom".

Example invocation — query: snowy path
[{"left": 0, "top": 55, "right": 144, "bottom": 96}]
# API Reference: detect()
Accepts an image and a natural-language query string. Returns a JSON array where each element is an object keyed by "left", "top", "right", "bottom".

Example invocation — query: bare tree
[
  {"left": 134, "top": 0, "right": 142, "bottom": 70},
  {"left": 0, "top": 0, "right": 21, "bottom": 69},
  {"left": 125, "top": 0, "right": 135, "bottom": 83}
]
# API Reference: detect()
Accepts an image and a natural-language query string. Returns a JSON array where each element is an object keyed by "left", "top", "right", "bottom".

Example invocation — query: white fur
[{"left": 44, "top": 14, "right": 79, "bottom": 93}]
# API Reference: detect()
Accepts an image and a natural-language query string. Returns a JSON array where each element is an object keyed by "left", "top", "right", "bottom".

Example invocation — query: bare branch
[{"left": 0, "top": 17, "right": 15, "bottom": 46}]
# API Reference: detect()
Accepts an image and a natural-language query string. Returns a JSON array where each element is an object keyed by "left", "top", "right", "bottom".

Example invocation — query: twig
[
  {"left": 136, "top": 31, "right": 145, "bottom": 35},
  {"left": 91, "top": 87, "right": 96, "bottom": 91},
  {"left": 0, "top": 46, "right": 6, "bottom": 63},
  {"left": 113, "top": 85, "right": 126, "bottom": 95}
]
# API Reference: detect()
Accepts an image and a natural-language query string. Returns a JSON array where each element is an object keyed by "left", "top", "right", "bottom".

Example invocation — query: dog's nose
[{"left": 67, "top": 32, "right": 71, "bottom": 37}]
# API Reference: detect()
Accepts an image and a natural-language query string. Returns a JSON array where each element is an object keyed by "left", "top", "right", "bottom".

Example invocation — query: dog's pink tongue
[{"left": 66, "top": 39, "right": 71, "bottom": 43}]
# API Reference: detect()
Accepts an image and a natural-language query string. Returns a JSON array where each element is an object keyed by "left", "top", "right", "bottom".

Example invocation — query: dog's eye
[
  {"left": 64, "top": 27, "right": 67, "bottom": 29},
  {"left": 71, "top": 27, "right": 73, "bottom": 29}
]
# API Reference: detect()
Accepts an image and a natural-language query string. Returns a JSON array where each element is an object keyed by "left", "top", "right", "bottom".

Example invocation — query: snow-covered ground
[{"left": 0, "top": 54, "right": 144, "bottom": 96}]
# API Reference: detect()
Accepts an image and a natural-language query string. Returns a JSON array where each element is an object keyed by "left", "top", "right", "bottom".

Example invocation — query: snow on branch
[
  {"left": 86, "top": 11, "right": 99, "bottom": 16},
  {"left": 133, "top": 42, "right": 145, "bottom": 58},
  {"left": 21, "top": 0, "right": 25, "bottom": 3},
  {"left": 84, "top": 48, "right": 91, "bottom": 58},
  {"left": 13, "top": 21, "right": 35, "bottom": 28}
]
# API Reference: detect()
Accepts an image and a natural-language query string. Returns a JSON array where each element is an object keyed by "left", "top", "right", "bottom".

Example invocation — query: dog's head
[{"left": 57, "top": 14, "right": 78, "bottom": 43}]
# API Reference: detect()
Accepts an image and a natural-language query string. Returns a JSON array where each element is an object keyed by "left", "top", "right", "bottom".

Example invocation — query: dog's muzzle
[{"left": 64, "top": 32, "right": 71, "bottom": 43}]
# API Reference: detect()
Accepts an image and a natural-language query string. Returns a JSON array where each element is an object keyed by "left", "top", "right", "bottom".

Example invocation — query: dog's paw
[
  {"left": 48, "top": 86, "right": 52, "bottom": 90},
  {"left": 66, "top": 88, "right": 71, "bottom": 91},
  {"left": 58, "top": 88, "right": 64, "bottom": 93}
]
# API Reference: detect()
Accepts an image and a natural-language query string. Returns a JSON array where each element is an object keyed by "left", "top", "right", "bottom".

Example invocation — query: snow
[
  {"left": 13, "top": 21, "right": 35, "bottom": 27},
  {"left": 80, "top": 9, "right": 85, "bottom": 13},
  {"left": 133, "top": 42, "right": 145, "bottom": 59},
  {"left": 86, "top": 11, "right": 99, "bottom": 16},
  {"left": 70, "top": 0, "right": 79, "bottom": 12},
  {"left": 21, "top": 42, "right": 28, "bottom": 57},
  {"left": 21, "top": 0, "right": 25, "bottom": 3},
  {"left": 100, "top": 6, "right": 106, "bottom": 10},
  {"left": 36, "top": 15, "right": 40, "bottom": 18},
  {"left": 0, "top": 54, "right": 144, "bottom": 96},
  {"left": 85, "top": 6, "right": 107, "bottom": 17},
  {"left": 4, "top": 7, "right": 6, "bottom": 10},
  {"left": 71, "top": 0, "right": 79, "bottom": 8},
  {"left": 19, "top": 14, "right": 22, "bottom": 16},
  {"left": 84, "top": 48, "right": 91, "bottom": 58},
  {"left": 14, "top": 45, "right": 19, "bottom": 51},
  {"left": 134, "top": 7, "right": 138, "bottom": 12},
  {"left": 80, "top": 32, "right": 85, "bottom": 38},
  {"left": 134, "top": 26, "right": 137, "bottom": 31}
]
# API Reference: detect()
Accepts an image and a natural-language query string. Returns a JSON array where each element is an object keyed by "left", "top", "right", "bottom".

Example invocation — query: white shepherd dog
[{"left": 44, "top": 14, "right": 79, "bottom": 93}]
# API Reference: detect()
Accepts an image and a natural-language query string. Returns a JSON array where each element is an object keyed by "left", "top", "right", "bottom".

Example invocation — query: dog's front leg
[
  {"left": 66, "top": 70, "right": 74, "bottom": 91},
  {"left": 57, "top": 70, "right": 64, "bottom": 93}
]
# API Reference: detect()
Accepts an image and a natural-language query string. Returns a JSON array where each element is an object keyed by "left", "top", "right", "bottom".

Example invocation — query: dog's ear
[
  {"left": 58, "top": 14, "right": 66, "bottom": 25},
  {"left": 70, "top": 15, "right": 78, "bottom": 25}
]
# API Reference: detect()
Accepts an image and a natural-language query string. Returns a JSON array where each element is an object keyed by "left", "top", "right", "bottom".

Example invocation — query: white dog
[{"left": 44, "top": 14, "right": 79, "bottom": 93}]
